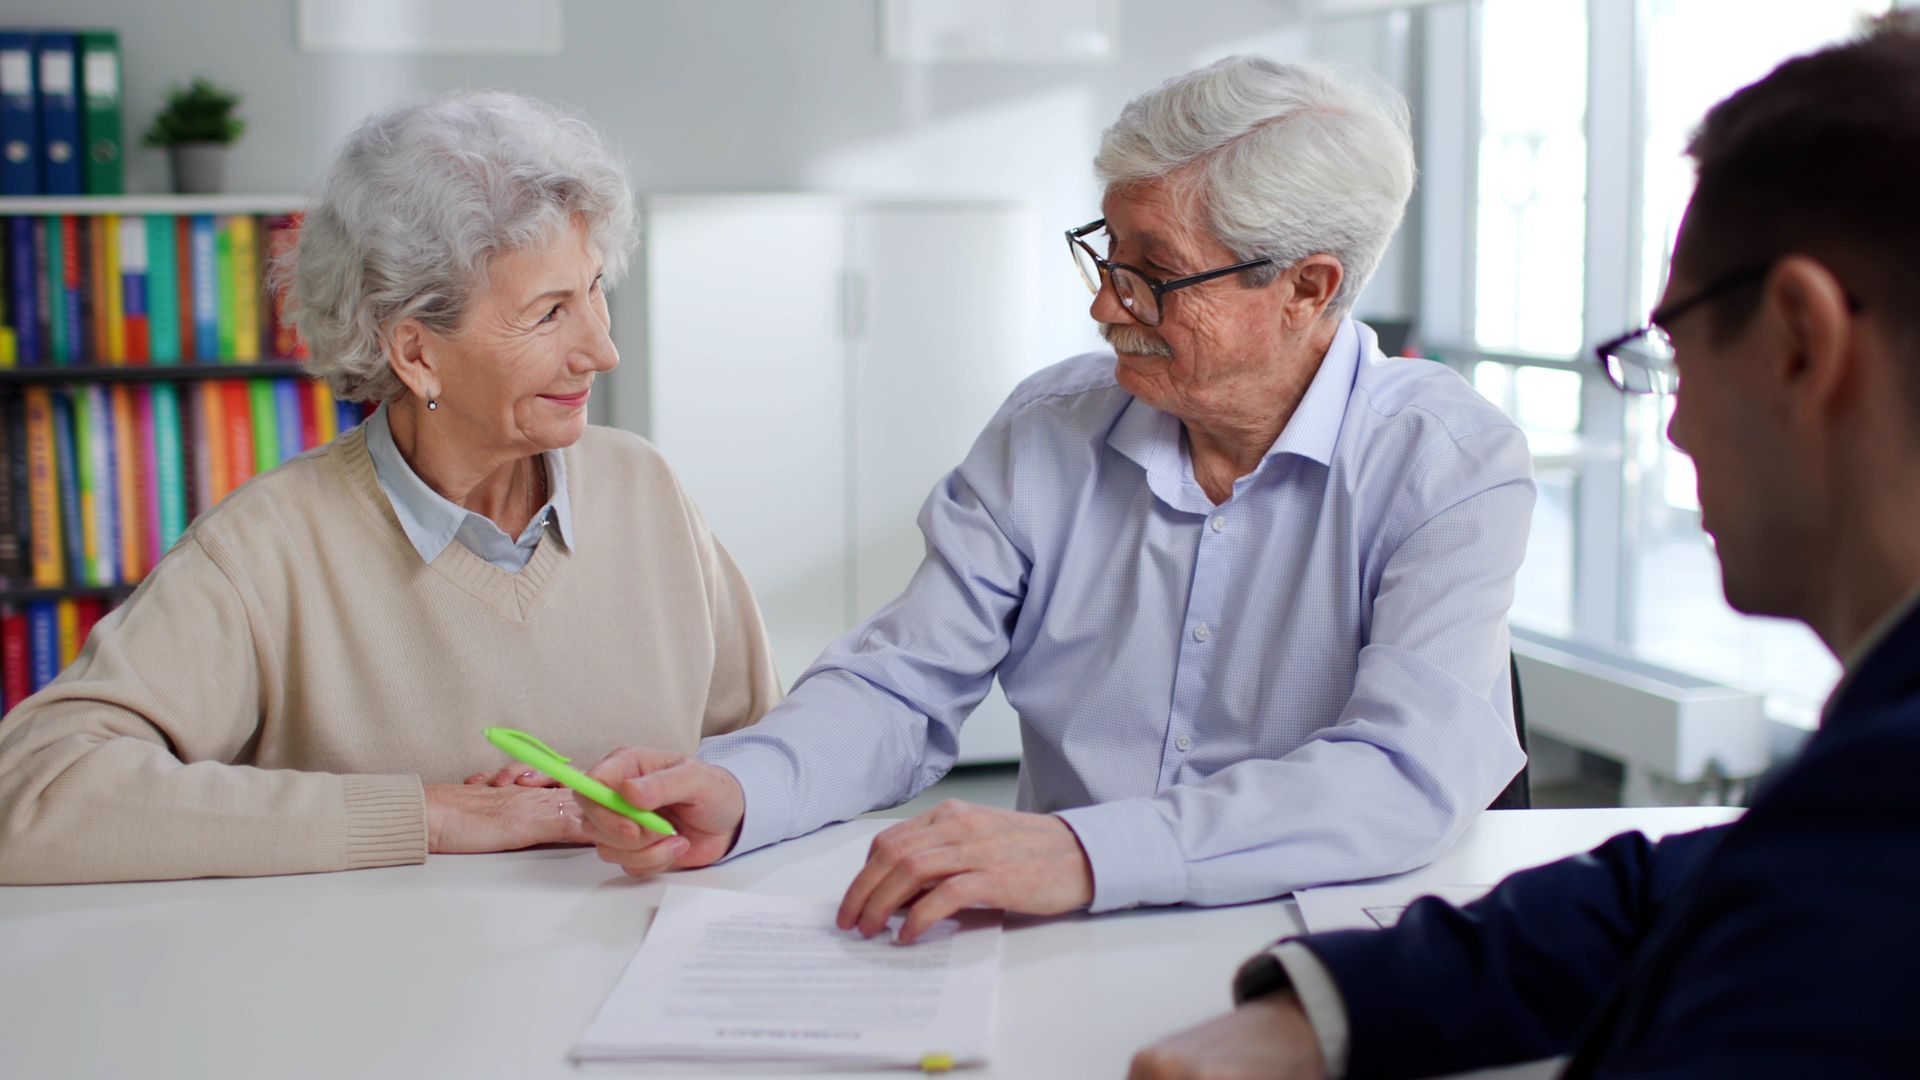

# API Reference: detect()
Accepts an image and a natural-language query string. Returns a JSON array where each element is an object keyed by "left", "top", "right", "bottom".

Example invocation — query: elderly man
[
  {"left": 577, "top": 55, "right": 1534, "bottom": 938},
  {"left": 1133, "top": 23, "right": 1920, "bottom": 1080}
]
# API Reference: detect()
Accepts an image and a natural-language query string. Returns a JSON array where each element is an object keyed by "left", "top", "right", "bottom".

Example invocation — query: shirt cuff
[
  {"left": 697, "top": 735, "right": 795, "bottom": 860},
  {"left": 1054, "top": 797, "right": 1187, "bottom": 912},
  {"left": 1273, "top": 942, "right": 1352, "bottom": 1080}
]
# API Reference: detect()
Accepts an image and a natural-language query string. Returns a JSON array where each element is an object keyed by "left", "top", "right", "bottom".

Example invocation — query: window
[{"left": 1427, "top": 0, "right": 1893, "bottom": 724}]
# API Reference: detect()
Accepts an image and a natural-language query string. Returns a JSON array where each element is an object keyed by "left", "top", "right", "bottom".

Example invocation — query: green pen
[{"left": 483, "top": 727, "right": 678, "bottom": 837}]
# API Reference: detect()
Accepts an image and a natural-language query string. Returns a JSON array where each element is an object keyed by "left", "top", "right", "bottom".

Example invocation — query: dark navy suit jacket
[{"left": 1296, "top": 598, "right": 1920, "bottom": 1078}]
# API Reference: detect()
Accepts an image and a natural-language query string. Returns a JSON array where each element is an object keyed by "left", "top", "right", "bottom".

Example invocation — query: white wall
[{"left": 14, "top": 0, "right": 1417, "bottom": 417}]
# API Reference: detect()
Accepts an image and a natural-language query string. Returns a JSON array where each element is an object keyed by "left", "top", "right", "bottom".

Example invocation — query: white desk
[{"left": 0, "top": 807, "right": 1738, "bottom": 1079}]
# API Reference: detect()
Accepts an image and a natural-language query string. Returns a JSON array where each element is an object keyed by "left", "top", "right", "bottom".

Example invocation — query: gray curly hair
[{"left": 284, "top": 90, "right": 638, "bottom": 403}]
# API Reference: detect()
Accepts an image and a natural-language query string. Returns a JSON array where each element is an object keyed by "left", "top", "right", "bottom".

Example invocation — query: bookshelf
[{"left": 1, "top": 194, "right": 356, "bottom": 710}]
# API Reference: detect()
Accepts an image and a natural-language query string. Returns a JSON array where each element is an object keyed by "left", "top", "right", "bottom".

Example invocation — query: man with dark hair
[{"left": 1132, "top": 21, "right": 1920, "bottom": 1080}]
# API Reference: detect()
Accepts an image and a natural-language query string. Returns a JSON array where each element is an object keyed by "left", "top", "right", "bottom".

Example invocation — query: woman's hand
[
  {"left": 463, "top": 765, "right": 560, "bottom": 787},
  {"left": 424, "top": 783, "right": 592, "bottom": 854}
]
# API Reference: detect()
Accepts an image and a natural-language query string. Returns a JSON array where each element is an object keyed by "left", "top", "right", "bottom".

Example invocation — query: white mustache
[{"left": 1100, "top": 323, "right": 1174, "bottom": 358}]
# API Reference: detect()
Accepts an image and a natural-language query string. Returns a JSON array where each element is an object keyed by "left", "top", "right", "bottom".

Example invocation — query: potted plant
[{"left": 143, "top": 77, "right": 246, "bottom": 195}]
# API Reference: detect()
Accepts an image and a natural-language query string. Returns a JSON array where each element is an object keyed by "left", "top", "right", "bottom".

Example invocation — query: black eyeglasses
[
  {"left": 1592, "top": 267, "right": 1765, "bottom": 394},
  {"left": 1066, "top": 218, "right": 1274, "bottom": 327},
  {"left": 1594, "top": 264, "right": 1864, "bottom": 395}
]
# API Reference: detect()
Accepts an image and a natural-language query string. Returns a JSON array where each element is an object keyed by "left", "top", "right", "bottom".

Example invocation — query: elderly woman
[{"left": 0, "top": 92, "right": 781, "bottom": 883}]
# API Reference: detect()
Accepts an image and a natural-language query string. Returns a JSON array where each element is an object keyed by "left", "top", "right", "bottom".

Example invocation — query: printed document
[{"left": 574, "top": 885, "right": 1003, "bottom": 1070}]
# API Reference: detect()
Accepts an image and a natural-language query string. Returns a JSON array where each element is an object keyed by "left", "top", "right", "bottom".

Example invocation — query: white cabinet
[{"left": 613, "top": 195, "right": 1037, "bottom": 764}]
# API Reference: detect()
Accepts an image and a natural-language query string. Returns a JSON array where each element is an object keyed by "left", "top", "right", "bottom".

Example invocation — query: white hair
[
  {"left": 286, "top": 90, "right": 638, "bottom": 403},
  {"left": 1094, "top": 55, "right": 1414, "bottom": 315}
]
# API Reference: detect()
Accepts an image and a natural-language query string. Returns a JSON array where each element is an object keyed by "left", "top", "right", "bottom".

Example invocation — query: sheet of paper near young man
[
  {"left": 1295, "top": 883, "right": 1494, "bottom": 932},
  {"left": 574, "top": 885, "right": 1003, "bottom": 1071}
]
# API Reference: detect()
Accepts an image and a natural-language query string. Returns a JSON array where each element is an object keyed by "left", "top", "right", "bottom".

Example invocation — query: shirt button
[
  {"left": 1176, "top": 735, "right": 1192, "bottom": 752},
  {"left": 1210, "top": 515, "right": 1226, "bottom": 533},
  {"left": 1192, "top": 623, "right": 1210, "bottom": 642}
]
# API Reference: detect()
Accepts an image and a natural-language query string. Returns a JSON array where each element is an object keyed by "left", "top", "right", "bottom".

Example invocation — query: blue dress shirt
[
  {"left": 363, "top": 403, "right": 572, "bottom": 572},
  {"left": 699, "top": 319, "right": 1535, "bottom": 911}
]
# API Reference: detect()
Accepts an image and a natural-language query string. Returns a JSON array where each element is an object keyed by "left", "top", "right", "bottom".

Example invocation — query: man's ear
[
  {"left": 1282, "top": 255, "right": 1344, "bottom": 329},
  {"left": 1765, "top": 256, "right": 1855, "bottom": 421},
  {"left": 387, "top": 318, "right": 443, "bottom": 403}
]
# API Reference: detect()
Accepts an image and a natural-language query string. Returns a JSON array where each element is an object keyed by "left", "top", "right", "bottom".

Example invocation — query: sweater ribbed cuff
[{"left": 340, "top": 774, "right": 428, "bottom": 870}]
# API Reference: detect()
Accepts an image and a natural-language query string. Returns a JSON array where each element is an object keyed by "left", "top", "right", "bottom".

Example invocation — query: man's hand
[
  {"left": 1130, "top": 992, "right": 1328, "bottom": 1080},
  {"left": 574, "top": 747, "right": 747, "bottom": 877},
  {"left": 424, "top": 783, "right": 591, "bottom": 854},
  {"left": 836, "top": 800, "right": 1094, "bottom": 944}
]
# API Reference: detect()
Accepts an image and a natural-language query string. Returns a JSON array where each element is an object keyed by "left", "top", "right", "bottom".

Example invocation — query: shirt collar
[
  {"left": 363, "top": 403, "right": 573, "bottom": 565},
  {"left": 1107, "top": 316, "right": 1363, "bottom": 512}
]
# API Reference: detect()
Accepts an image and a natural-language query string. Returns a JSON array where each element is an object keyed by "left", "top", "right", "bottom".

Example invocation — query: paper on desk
[
  {"left": 573, "top": 885, "right": 1003, "bottom": 1071},
  {"left": 1295, "top": 883, "right": 1494, "bottom": 933}
]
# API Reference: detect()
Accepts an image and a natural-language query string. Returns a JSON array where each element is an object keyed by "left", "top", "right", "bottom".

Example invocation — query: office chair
[{"left": 1487, "top": 652, "right": 1532, "bottom": 810}]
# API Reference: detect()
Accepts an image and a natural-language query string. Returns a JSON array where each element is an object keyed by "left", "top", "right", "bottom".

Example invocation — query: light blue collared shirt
[
  {"left": 699, "top": 319, "right": 1536, "bottom": 911},
  {"left": 363, "top": 403, "right": 572, "bottom": 572}
]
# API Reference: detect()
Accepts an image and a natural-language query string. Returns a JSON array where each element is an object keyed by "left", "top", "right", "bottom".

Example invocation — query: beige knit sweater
[{"left": 0, "top": 424, "right": 782, "bottom": 883}]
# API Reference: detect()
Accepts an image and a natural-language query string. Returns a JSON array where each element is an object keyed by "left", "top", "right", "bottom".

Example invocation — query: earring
[{"left": 427, "top": 399, "right": 438, "bottom": 411}]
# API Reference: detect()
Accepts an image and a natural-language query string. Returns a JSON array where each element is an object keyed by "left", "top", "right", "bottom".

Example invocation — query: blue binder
[
  {"left": 0, "top": 32, "right": 36, "bottom": 195},
  {"left": 35, "top": 34, "right": 79, "bottom": 196}
]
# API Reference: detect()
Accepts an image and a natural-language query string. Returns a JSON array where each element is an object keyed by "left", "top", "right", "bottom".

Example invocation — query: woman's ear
[{"left": 386, "top": 318, "right": 443, "bottom": 404}]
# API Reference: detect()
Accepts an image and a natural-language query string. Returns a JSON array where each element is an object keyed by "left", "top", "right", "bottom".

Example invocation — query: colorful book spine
[
  {"left": 201, "top": 380, "right": 230, "bottom": 503},
  {"left": 135, "top": 386, "right": 162, "bottom": 569},
  {"left": 71, "top": 597, "right": 102, "bottom": 663},
  {"left": 190, "top": 216, "right": 217, "bottom": 360},
  {"left": 49, "top": 390, "right": 83, "bottom": 585},
  {"left": 118, "top": 214, "right": 149, "bottom": 363},
  {"left": 1, "top": 604, "right": 27, "bottom": 712},
  {"left": 214, "top": 217, "right": 236, "bottom": 359},
  {"left": 273, "top": 378, "right": 304, "bottom": 462},
  {"left": 55, "top": 596, "right": 77, "bottom": 667},
  {"left": 150, "top": 382, "right": 187, "bottom": 550},
  {"left": 88, "top": 210, "right": 108, "bottom": 356},
  {"left": 223, "top": 380, "right": 255, "bottom": 490},
  {"left": 23, "top": 386, "right": 61, "bottom": 587},
  {"left": 30, "top": 217, "right": 50, "bottom": 364},
  {"left": 0, "top": 220, "right": 15, "bottom": 367},
  {"left": 230, "top": 215, "right": 261, "bottom": 361},
  {"left": 44, "top": 215, "right": 69, "bottom": 363},
  {"left": 91, "top": 385, "right": 118, "bottom": 585},
  {"left": 0, "top": 395, "right": 16, "bottom": 582},
  {"left": 72, "top": 216, "right": 92, "bottom": 361},
  {"left": 313, "top": 380, "right": 339, "bottom": 445},
  {"left": 59, "top": 216, "right": 84, "bottom": 362},
  {"left": 26, "top": 600, "right": 56, "bottom": 691},
  {"left": 145, "top": 215, "right": 180, "bottom": 363},
  {"left": 179, "top": 380, "right": 204, "bottom": 519},
  {"left": 8, "top": 218, "right": 38, "bottom": 364},
  {"left": 45, "top": 215, "right": 66, "bottom": 362},
  {"left": 4, "top": 393, "right": 27, "bottom": 583},
  {"left": 101, "top": 212, "right": 123, "bottom": 363},
  {"left": 249, "top": 379, "right": 278, "bottom": 474},
  {"left": 113, "top": 384, "right": 143, "bottom": 582},
  {"left": 174, "top": 216, "right": 195, "bottom": 360},
  {"left": 71, "top": 384, "right": 99, "bottom": 585}
]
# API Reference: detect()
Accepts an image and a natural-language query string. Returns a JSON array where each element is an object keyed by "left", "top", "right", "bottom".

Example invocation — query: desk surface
[{"left": 0, "top": 806, "right": 1739, "bottom": 1079}]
